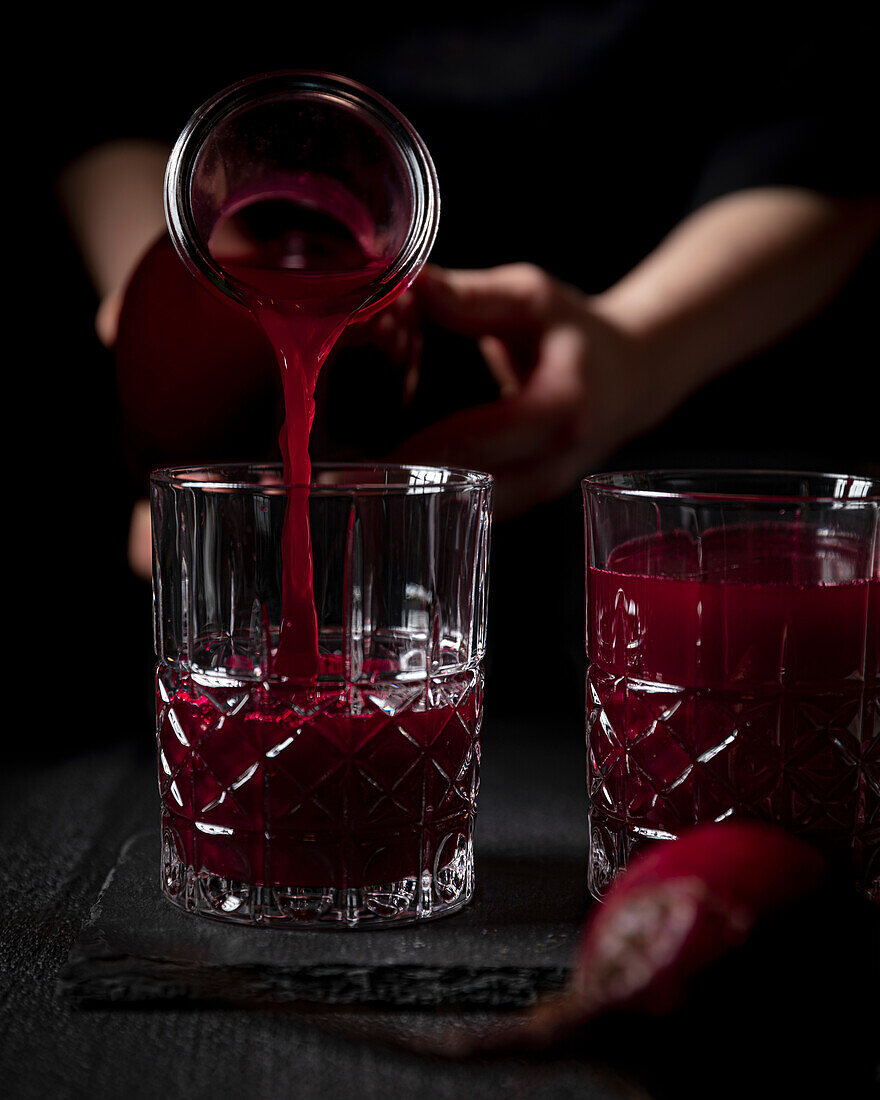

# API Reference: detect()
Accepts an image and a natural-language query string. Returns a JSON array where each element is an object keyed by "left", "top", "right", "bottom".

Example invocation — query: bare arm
[
  {"left": 55, "top": 138, "right": 420, "bottom": 482},
  {"left": 57, "top": 138, "right": 280, "bottom": 468},
  {"left": 397, "top": 188, "right": 880, "bottom": 518},
  {"left": 56, "top": 139, "right": 170, "bottom": 344},
  {"left": 593, "top": 186, "right": 880, "bottom": 428}
]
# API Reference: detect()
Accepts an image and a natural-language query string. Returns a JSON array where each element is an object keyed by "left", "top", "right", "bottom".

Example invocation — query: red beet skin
[
  {"left": 573, "top": 821, "right": 829, "bottom": 1018},
  {"left": 436, "top": 821, "right": 828, "bottom": 1057}
]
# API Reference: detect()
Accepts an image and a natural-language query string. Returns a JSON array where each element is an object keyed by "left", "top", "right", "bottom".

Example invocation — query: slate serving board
[{"left": 58, "top": 720, "right": 592, "bottom": 1009}]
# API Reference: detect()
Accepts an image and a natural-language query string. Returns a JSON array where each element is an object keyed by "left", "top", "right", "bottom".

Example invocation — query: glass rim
[
  {"left": 164, "top": 68, "right": 440, "bottom": 315},
  {"left": 150, "top": 461, "right": 494, "bottom": 495},
  {"left": 582, "top": 468, "right": 880, "bottom": 504}
]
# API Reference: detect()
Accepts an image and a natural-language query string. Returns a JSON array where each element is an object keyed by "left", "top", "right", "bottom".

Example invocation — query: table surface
[{"left": 2, "top": 714, "right": 877, "bottom": 1100}]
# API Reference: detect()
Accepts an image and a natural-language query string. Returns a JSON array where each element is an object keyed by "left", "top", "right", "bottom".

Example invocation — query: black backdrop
[{"left": 16, "top": 3, "right": 879, "bottom": 758}]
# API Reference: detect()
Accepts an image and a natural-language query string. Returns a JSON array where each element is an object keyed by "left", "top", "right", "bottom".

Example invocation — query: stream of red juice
[
  {"left": 587, "top": 524, "right": 879, "bottom": 887},
  {"left": 209, "top": 186, "right": 387, "bottom": 680},
  {"left": 157, "top": 180, "right": 481, "bottom": 891}
]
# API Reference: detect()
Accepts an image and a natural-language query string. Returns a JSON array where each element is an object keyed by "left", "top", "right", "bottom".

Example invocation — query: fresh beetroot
[
  {"left": 432, "top": 820, "right": 829, "bottom": 1057},
  {"left": 572, "top": 819, "right": 829, "bottom": 1014}
]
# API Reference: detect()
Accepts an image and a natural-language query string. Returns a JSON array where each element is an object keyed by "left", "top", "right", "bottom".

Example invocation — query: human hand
[
  {"left": 391, "top": 264, "right": 657, "bottom": 520},
  {"left": 121, "top": 263, "right": 654, "bottom": 578}
]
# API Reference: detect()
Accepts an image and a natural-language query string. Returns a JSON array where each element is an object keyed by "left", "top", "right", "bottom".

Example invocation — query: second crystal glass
[{"left": 583, "top": 469, "right": 879, "bottom": 903}]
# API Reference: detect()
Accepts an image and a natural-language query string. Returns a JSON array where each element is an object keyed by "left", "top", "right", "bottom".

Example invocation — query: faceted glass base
[
  {"left": 161, "top": 827, "right": 474, "bottom": 928},
  {"left": 586, "top": 664, "right": 879, "bottom": 903},
  {"left": 589, "top": 804, "right": 880, "bottom": 905},
  {"left": 587, "top": 815, "right": 643, "bottom": 902}
]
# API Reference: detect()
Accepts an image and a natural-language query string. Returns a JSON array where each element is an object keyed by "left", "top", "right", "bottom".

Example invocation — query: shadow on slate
[
  {"left": 57, "top": 719, "right": 592, "bottom": 1010},
  {"left": 58, "top": 835, "right": 581, "bottom": 1009}
]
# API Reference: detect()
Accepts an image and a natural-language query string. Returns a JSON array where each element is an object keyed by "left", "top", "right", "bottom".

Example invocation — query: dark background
[{"left": 16, "top": 2, "right": 879, "bottom": 759}]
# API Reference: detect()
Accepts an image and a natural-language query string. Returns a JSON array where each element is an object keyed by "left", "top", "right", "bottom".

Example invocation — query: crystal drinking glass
[
  {"left": 583, "top": 470, "right": 879, "bottom": 902},
  {"left": 151, "top": 463, "right": 492, "bottom": 927}
]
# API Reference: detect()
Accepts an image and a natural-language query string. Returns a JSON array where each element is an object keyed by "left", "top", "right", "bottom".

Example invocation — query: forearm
[
  {"left": 56, "top": 141, "right": 280, "bottom": 473},
  {"left": 592, "top": 187, "right": 880, "bottom": 428},
  {"left": 56, "top": 139, "right": 171, "bottom": 340}
]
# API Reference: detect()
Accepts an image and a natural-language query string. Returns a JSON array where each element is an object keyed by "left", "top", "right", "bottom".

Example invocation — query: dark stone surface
[
  {"left": 2, "top": 716, "right": 654, "bottom": 1100},
  {"left": 9, "top": 714, "right": 877, "bottom": 1099},
  {"left": 57, "top": 777, "right": 585, "bottom": 1008}
]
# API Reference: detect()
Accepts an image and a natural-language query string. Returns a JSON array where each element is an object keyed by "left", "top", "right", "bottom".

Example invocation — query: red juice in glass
[
  {"left": 208, "top": 182, "right": 391, "bottom": 682},
  {"left": 157, "top": 664, "right": 481, "bottom": 893},
  {"left": 583, "top": 473, "right": 879, "bottom": 902}
]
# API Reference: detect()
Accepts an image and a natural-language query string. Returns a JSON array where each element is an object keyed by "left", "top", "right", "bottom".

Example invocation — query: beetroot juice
[
  {"left": 208, "top": 185, "right": 388, "bottom": 682},
  {"left": 586, "top": 522, "right": 879, "bottom": 899},
  {"left": 158, "top": 664, "right": 482, "bottom": 893}
]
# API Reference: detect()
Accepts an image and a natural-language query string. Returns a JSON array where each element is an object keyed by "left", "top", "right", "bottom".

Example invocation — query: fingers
[
  {"left": 416, "top": 263, "right": 573, "bottom": 335},
  {"left": 393, "top": 407, "right": 585, "bottom": 522},
  {"left": 334, "top": 289, "right": 423, "bottom": 405},
  {"left": 344, "top": 290, "right": 418, "bottom": 355},
  {"left": 391, "top": 392, "right": 580, "bottom": 482},
  {"left": 478, "top": 334, "right": 523, "bottom": 396},
  {"left": 127, "top": 499, "right": 152, "bottom": 581},
  {"left": 96, "top": 288, "right": 123, "bottom": 347}
]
